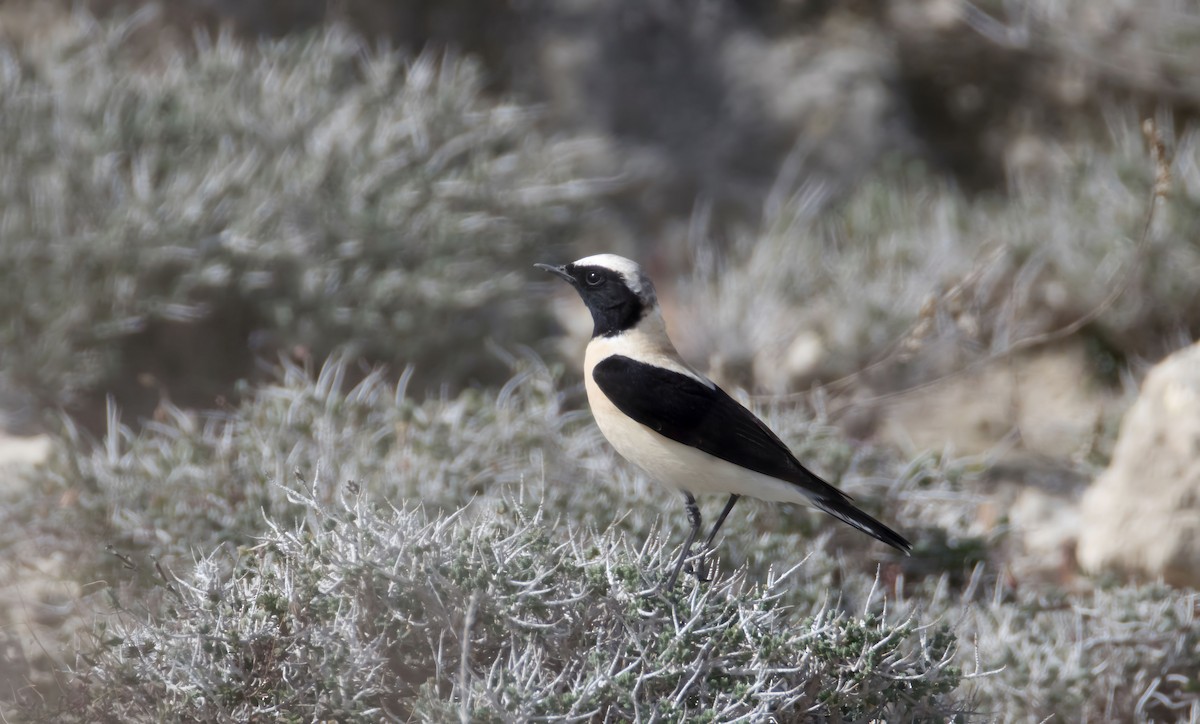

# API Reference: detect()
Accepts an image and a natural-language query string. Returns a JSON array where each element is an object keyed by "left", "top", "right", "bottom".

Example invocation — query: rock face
[{"left": 1077, "top": 342, "right": 1200, "bottom": 587}]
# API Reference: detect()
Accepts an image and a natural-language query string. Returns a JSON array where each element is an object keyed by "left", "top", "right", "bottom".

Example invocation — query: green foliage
[{"left": 0, "top": 15, "right": 609, "bottom": 405}]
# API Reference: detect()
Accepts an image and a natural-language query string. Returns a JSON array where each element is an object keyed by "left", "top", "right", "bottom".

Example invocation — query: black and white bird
[{"left": 536, "top": 253, "right": 911, "bottom": 591}]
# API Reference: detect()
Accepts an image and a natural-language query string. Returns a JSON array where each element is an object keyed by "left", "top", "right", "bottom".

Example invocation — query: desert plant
[
  {"left": 676, "top": 119, "right": 1200, "bottom": 394},
  {"left": 0, "top": 12, "right": 613, "bottom": 411},
  {"left": 4, "top": 357, "right": 1198, "bottom": 722},
  {"left": 23, "top": 477, "right": 964, "bottom": 722},
  {"left": 5, "top": 354, "right": 942, "bottom": 603}
]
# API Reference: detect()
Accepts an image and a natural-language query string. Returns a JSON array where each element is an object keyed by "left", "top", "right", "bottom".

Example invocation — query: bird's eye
[{"left": 585, "top": 271, "right": 604, "bottom": 286}]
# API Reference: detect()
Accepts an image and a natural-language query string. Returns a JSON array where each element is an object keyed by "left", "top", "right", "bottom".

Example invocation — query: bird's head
[{"left": 535, "top": 253, "right": 659, "bottom": 338}]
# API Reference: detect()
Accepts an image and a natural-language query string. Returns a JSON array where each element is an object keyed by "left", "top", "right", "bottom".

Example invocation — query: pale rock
[
  {"left": 881, "top": 340, "right": 1113, "bottom": 457},
  {"left": 1077, "top": 342, "right": 1200, "bottom": 586},
  {"left": 0, "top": 433, "right": 50, "bottom": 467},
  {"left": 1007, "top": 487, "right": 1081, "bottom": 584},
  {"left": 782, "top": 330, "right": 826, "bottom": 383},
  {"left": 0, "top": 433, "right": 51, "bottom": 496}
]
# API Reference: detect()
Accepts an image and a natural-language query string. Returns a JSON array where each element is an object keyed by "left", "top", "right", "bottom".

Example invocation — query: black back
[
  {"left": 591, "top": 355, "right": 839, "bottom": 495},
  {"left": 591, "top": 354, "right": 913, "bottom": 553}
]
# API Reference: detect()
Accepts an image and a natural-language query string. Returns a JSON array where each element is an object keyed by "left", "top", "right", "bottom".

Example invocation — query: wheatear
[{"left": 537, "top": 254, "right": 911, "bottom": 591}]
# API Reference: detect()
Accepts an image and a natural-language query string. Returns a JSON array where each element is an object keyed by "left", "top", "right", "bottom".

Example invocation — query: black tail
[{"left": 812, "top": 495, "right": 912, "bottom": 554}]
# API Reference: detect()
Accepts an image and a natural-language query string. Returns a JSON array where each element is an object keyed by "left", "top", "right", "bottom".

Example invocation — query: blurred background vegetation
[{"left": 1, "top": 0, "right": 1198, "bottom": 721}]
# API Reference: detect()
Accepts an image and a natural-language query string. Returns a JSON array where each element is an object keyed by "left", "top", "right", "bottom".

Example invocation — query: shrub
[
  {"left": 4, "top": 357, "right": 1198, "bottom": 722},
  {"left": 677, "top": 122, "right": 1200, "bottom": 393},
  {"left": 30, "top": 489, "right": 962, "bottom": 722},
  {"left": 0, "top": 355, "right": 966, "bottom": 717},
  {"left": 959, "top": 581, "right": 1200, "bottom": 721},
  {"left": 5, "top": 355, "right": 934, "bottom": 603},
  {"left": 0, "top": 13, "right": 612, "bottom": 410}
]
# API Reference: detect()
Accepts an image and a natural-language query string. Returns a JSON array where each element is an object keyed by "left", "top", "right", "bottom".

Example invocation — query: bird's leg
[
  {"left": 657, "top": 492, "right": 702, "bottom": 593},
  {"left": 688, "top": 494, "right": 740, "bottom": 582},
  {"left": 703, "top": 494, "right": 740, "bottom": 550}
]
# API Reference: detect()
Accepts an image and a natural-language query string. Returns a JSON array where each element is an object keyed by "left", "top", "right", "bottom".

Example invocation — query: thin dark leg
[
  {"left": 658, "top": 491, "right": 702, "bottom": 592},
  {"left": 703, "top": 494, "right": 740, "bottom": 550},
  {"left": 689, "top": 494, "right": 740, "bottom": 582}
]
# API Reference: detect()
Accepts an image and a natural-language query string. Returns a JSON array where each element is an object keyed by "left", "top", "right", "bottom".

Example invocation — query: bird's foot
[
  {"left": 683, "top": 550, "right": 714, "bottom": 583},
  {"left": 640, "top": 559, "right": 709, "bottom": 598}
]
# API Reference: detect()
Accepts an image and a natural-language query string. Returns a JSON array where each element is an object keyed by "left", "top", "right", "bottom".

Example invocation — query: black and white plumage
[{"left": 536, "top": 253, "right": 911, "bottom": 591}]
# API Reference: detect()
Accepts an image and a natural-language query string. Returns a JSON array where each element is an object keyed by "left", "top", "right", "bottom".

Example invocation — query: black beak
[{"left": 534, "top": 263, "right": 575, "bottom": 285}]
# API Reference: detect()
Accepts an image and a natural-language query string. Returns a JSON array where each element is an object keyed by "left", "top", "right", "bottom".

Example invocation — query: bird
[{"left": 536, "top": 253, "right": 912, "bottom": 592}]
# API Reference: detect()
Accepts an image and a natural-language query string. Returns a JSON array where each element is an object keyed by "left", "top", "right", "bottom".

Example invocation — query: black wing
[{"left": 591, "top": 355, "right": 911, "bottom": 553}]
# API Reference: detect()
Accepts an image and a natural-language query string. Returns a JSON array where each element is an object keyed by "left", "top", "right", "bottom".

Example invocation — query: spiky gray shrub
[
  {"left": 31, "top": 487, "right": 962, "bottom": 722},
  {"left": 6, "top": 357, "right": 1200, "bottom": 721},
  {"left": 9, "top": 355, "right": 936, "bottom": 602},
  {"left": 975, "top": 0, "right": 1200, "bottom": 104},
  {"left": 0, "top": 11, "right": 611, "bottom": 406},
  {"left": 678, "top": 120, "right": 1200, "bottom": 392},
  {"left": 0, "top": 355, "right": 966, "bottom": 719},
  {"left": 952, "top": 578, "right": 1200, "bottom": 722}
]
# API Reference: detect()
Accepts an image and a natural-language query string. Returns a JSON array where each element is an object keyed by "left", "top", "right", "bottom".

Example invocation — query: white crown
[{"left": 572, "top": 253, "right": 657, "bottom": 304}]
